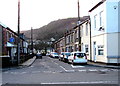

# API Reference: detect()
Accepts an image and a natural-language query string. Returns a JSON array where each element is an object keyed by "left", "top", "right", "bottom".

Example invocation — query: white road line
[
  {"left": 20, "top": 72, "right": 27, "bottom": 74},
  {"left": 54, "top": 62, "right": 59, "bottom": 65},
  {"left": 99, "top": 69, "right": 110, "bottom": 72},
  {"left": 43, "top": 71, "right": 52, "bottom": 73},
  {"left": 88, "top": 69, "right": 98, "bottom": 72},
  {"left": 29, "top": 66, "right": 34, "bottom": 68},
  {"left": 78, "top": 69, "right": 87, "bottom": 72},
  {"left": 111, "top": 69, "right": 119, "bottom": 71},
  {"left": 71, "top": 65, "right": 85, "bottom": 68},
  {"left": 60, "top": 66, "right": 75, "bottom": 72},
  {"left": 41, "top": 81, "right": 115, "bottom": 84},
  {"left": 60, "top": 66, "right": 67, "bottom": 71}
]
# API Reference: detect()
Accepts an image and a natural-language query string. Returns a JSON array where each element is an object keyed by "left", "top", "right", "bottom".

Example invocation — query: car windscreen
[{"left": 74, "top": 53, "right": 86, "bottom": 57}]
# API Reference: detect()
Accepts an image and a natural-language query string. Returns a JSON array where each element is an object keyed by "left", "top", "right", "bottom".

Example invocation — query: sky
[{"left": 0, "top": 0, "right": 100, "bottom": 31}]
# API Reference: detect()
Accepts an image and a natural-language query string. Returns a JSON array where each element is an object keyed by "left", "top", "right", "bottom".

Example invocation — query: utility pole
[
  {"left": 17, "top": 0, "right": 20, "bottom": 65},
  {"left": 78, "top": 0, "right": 81, "bottom": 51},
  {"left": 31, "top": 27, "right": 33, "bottom": 54}
]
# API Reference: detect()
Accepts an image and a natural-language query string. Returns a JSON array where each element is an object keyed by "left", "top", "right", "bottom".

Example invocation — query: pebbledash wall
[{"left": 89, "top": 0, "right": 120, "bottom": 63}]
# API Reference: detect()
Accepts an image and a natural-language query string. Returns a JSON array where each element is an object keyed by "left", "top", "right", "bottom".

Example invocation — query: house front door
[{"left": 93, "top": 42, "right": 97, "bottom": 62}]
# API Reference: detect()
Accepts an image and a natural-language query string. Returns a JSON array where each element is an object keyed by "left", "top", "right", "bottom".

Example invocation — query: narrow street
[{"left": 2, "top": 56, "right": 119, "bottom": 85}]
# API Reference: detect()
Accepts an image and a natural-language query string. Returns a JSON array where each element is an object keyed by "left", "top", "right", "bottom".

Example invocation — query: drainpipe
[{"left": 89, "top": 19, "right": 92, "bottom": 62}]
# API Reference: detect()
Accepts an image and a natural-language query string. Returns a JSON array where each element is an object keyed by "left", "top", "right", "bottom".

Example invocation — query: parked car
[
  {"left": 59, "top": 52, "right": 71, "bottom": 62},
  {"left": 41, "top": 52, "right": 46, "bottom": 56},
  {"left": 46, "top": 53, "right": 50, "bottom": 56},
  {"left": 63, "top": 52, "right": 71, "bottom": 62},
  {"left": 36, "top": 53, "right": 42, "bottom": 59},
  {"left": 59, "top": 52, "right": 65, "bottom": 61},
  {"left": 68, "top": 52, "right": 87, "bottom": 64},
  {"left": 50, "top": 52, "right": 59, "bottom": 58}
]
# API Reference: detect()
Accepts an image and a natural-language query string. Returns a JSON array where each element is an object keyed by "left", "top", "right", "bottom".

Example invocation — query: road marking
[
  {"left": 111, "top": 69, "right": 119, "bottom": 71},
  {"left": 78, "top": 69, "right": 87, "bottom": 72},
  {"left": 29, "top": 66, "right": 34, "bottom": 68},
  {"left": 20, "top": 72, "right": 27, "bottom": 74},
  {"left": 71, "top": 65, "right": 85, "bottom": 68},
  {"left": 41, "top": 81, "right": 116, "bottom": 84},
  {"left": 88, "top": 69, "right": 98, "bottom": 72},
  {"left": 60, "top": 66, "right": 75, "bottom": 72},
  {"left": 43, "top": 71, "right": 52, "bottom": 73},
  {"left": 99, "top": 69, "right": 110, "bottom": 72},
  {"left": 10, "top": 72, "right": 18, "bottom": 74},
  {"left": 54, "top": 62, "right": 59, "bottom": 65}
]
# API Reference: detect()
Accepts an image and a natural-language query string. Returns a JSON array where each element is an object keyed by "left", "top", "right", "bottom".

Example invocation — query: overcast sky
[{"left": 0, "top": 0, "right": 100, "bottom": 31}]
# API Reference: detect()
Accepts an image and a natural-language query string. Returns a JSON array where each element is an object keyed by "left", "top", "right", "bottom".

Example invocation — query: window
[
  {"left": 98, "top": 45, "right": 104, "bottom": 55},
  {"left": 85, "top": 45, "right": 89, "bottom": 53},
  {"left": 94, "top": 15, "right": 97, "bottom": 29},
  {"left": 68, "top": 35, "right": 70, "bottom": 43},
  {"left": 71, "top": 34, "right": 73, "bottom": 43},
  {"left": 80, "top": 25, "right": 83, "bottom": 37},
  {"left": 99, "top": 11, "right": 104, "bottom": 26},
  {"left": 86, "top": 23, "right": 88, "bottom": 36},
  {"left": 77, "top": 29, "right": 79, "bottom": 38}
]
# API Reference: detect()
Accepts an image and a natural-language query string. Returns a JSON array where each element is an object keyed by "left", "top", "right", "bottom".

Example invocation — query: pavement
[
  {"left": 88, "top": 61, "right": 120, "bottom": 69},
  {"left": 20, "top": 56, "right": 36, "bottom": 67},
  {"left": 20, "top": 56, "right": 119, "bottom": 69}
]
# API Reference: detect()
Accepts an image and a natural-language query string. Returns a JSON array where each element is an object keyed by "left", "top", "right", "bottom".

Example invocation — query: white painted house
[{"left": 89, "top": 0, "right": 120, "bottom": 64}]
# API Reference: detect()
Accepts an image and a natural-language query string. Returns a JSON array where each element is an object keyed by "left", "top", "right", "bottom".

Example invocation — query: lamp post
[
  {"left": 78, "top": 0, "right": 81, "bottom": 51},
  {"left": 17, "top": 0, "right": 20, "bottom": 65},
  {"left": 31, "top": 27, "right": 33, "bottom": 54}
]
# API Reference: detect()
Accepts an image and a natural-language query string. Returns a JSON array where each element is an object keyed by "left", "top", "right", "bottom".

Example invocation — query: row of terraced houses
[
  {"left": 54, "top": 0, "right": 120, "bottom": 64},
  {"left": 0, "top": 22, "right": 30, "bottom": 67}
]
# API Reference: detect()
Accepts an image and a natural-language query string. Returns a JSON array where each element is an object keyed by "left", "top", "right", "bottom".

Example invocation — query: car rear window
[
  {"left": 74, "top": 53, "right": 86, "bottom": 57},
  {"left": 65, "top": 53, "right": 70, "bottom": 56},
  {"left": 54, "top": 53, "right": 58, "bottom": 55}
]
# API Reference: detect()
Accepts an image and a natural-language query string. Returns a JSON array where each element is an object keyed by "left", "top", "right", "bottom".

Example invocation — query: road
[{"left": 2, "top": 56, "right": 119, "bottom": 85}]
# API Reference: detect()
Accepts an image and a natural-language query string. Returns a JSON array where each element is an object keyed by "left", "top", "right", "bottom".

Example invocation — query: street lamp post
[
  {"left": 31, "top": 27, "right": 33, "bottom": 54},
  {"left": 17, "top": 0, "right": 20, "bottom": 65},
  {"left": 78, "top": 0, "right": 81, "bottom": 51}
]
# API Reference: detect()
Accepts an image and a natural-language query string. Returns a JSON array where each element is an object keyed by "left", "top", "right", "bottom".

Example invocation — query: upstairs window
[
  {"left": 94, "top": 15, "right": 97, "bottom": 29},
  {"left": 99, "top": 11, "right": 104, "bottom": 27},
  {"left": 86, "top": 23, "right": 88, "bottom": 36}
]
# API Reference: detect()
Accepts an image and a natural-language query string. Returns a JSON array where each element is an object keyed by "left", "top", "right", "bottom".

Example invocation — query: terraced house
[
  {"left": 54, "top": 16, "right": 90, "bottom": 58},
  {"left": 89, "top": 0, "right": 120, "bottom": 64},
  {"left": 54, "top": 0, "right": 120, "bottom": 64},
  {"left": 0, "top": 22, "right": 29, "bottom": 66}
]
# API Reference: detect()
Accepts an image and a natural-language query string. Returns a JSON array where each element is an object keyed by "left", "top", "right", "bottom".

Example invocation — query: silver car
[{"left": 68, "top": 52, "right": 87, "bottom": 64}]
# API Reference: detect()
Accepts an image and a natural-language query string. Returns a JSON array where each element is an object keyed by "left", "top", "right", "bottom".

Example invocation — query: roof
[
  {"left": 89, "top": 0, "right": 106, "bottom": 12},
  {"left": 0, "top": 22, "right": 8, "bottom": 28}
]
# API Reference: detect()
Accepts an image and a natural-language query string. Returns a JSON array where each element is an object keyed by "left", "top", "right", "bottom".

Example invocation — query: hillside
[{"left": 22, "top": 17, "right": 88, "bottom": 42}]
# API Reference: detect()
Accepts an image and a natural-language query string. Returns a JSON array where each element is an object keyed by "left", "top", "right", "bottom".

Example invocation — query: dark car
[{"left": 36, "top": 53, "right": 42, "bottom": 59}]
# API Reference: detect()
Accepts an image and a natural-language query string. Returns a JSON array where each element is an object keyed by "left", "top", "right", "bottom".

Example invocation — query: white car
[
  {"left": 59, "top": 52, "right": 65, "bottom": 61},
  {"left": 63, "top": 52, "right": 71, "bottom": 62},
  {"left": 50, "top": 52, "right": 59, "bottom": 58},
  {"left": 68, "top": 52, "right": 87, "bottom": 64},
  {"left": 59, "top": 52, "right": 71, "bottom": 62}
]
